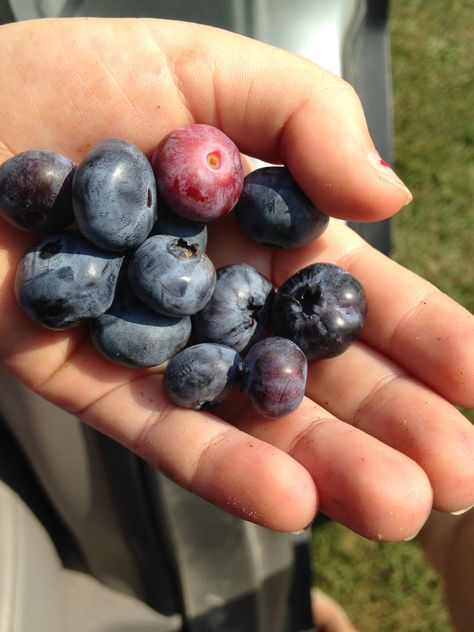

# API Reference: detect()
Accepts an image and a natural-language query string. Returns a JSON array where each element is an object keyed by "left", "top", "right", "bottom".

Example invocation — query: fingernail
[
  {"left": 367, "top": 152, "right": 413, "bottom": 206},
  {"left": 403, "top": 529, "right": 421, "bottom": 542},
  {"left": 290, "top": 521, "right": 313, "bottom": 535},
  {"left": 450, "top": 504, "right": 474, "bottom": 516}
]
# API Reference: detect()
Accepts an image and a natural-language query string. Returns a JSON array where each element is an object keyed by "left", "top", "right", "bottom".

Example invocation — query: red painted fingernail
[{"left": 367, "top": 152, "right": 413, "bottom": 206}]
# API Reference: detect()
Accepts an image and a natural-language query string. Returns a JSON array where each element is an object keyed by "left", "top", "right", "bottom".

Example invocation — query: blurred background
[{"left": 311, "top": 2, "right": 473, "bottom": 631}]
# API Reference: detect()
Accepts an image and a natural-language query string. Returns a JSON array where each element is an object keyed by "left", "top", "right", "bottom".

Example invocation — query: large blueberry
[
  {"left": 15, "top": 231, "right": 124, "bottom": 329},
  {"left": 90, "top": 289, "right": 191, "bottom": 368},
  {"left": 164, "top": 343, "right": 242, "bottom": 410},
  {"left": 273, "top": 263, "right": 367, "bottom": 360},
  {"left": 151, "top": 204, "right": 207, "bottom": 251},
  {"left": 0, "top": 150, "right": 75, "bottom": 233},
  {"left": 128, "top": 235, "right": 216, "bottom": 317},
  {"left": 193, "top": 263, "right": 274, "bottom": 352},
  {"left": 235, "top": 166, "right": 329, "bottom": 248},
  {"left": 73, "top": 140, "right": 157, "bottom": 252},
  {"left": 241, "top": 337, "right": 307, "bottom": 418}
]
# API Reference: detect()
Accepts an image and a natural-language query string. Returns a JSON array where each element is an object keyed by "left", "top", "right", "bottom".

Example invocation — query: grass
[
  {"left": 311, "top": 2, "right": 473, "bottom": 631},
  {"left": 311, "top": 518, "right": 451, "bottom": 632},
  {"left": 390, "top": 0, "right": 473, "bottom": 425}
]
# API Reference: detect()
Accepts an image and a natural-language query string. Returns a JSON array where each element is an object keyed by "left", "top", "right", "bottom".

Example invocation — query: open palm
[{"left": 1, "top": 18, "right": 472, "bottom": 539}]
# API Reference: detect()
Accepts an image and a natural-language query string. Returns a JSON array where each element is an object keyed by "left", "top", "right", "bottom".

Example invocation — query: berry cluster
[{"left": 0, "top": 124, "right": 367, "bottom": 418}]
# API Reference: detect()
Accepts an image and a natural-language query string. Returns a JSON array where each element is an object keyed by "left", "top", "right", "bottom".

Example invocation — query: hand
[{"left": 1, "top": 18, "right": 472, "bottom": 540}]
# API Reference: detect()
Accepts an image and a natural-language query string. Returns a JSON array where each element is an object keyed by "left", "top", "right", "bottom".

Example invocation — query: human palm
[{"left": 0, "top": 18, "right": 472, "bottom": 539}]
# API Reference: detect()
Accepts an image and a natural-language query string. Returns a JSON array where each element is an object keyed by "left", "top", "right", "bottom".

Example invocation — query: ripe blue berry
[
  {"left": 193, "top": 263, "right": 274, "bottom": 352},
  {"left": 235, "top": 166, "right": 329, "bottom": 248},
  {"left": 273, "top": 263, "right": 367, "bottom": 360},
  {"left": 128, "top": 235, "right": 216, "bottom": 317},
  {"left": 90, "top": 289, "right": 191, "bottom": 368},
  {"left": 15, "top": 232, "right": 124, "bottom": 329},
  {"left": 73, "top": 140, "right": 157, "bottom": 252},
  {"left": 164, "top": 343, "right": 242, "bottom": 410}
]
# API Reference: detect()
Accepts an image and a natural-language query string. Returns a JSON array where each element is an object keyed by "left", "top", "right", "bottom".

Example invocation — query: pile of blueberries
[{"left": 0, "top": 124, "right": 367, "bottom": 418}]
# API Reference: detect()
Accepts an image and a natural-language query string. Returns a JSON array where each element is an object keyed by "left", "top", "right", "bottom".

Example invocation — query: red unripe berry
[{"left": 152, "top": 124, "right": 244, "bottom": 222}]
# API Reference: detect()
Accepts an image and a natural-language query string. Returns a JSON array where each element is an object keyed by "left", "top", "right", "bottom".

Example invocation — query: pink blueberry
[{"left": 151, "top": 124, "right": 244, "bottom": 222}]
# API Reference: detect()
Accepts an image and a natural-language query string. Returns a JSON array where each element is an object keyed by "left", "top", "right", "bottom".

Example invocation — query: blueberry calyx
[
  {"left": 168, "top": 237, "right": 200, "bottom": 259},
  {"left": 39, "top": 240, "right": 63, "bottom": 259}
]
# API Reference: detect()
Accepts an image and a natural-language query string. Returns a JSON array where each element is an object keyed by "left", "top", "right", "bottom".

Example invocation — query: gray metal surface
[{"left": 9, "top": 0, "right": 358, "bottom": 78}]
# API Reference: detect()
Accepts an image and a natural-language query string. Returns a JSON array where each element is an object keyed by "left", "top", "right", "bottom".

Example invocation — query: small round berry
[
  {"left": 128, "top": 235, "right": 216, "bottom": 317},
  {"left": 0, "top": 150, "right": 75, "bottom": 233},
  {"left": 273, "top": 263, "right": 367, "bottom": 360},
  {"left": 241, "top": 337, "right": 308, "bottom": 418},
  {"left": 152, "top": 124, "right": 244, "bottom": 222},
  {"left": 235, "top": 166, "right": 329, "bottom": 248},
  {"left": 73, "top": 139, "right": 157, "bottom": 252},
  {"left": 164, "top": 343, "right": 242, "bottom": 410}
]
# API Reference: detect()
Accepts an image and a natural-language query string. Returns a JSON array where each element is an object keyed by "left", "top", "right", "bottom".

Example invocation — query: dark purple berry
[
  {"left": 235, "top": 166, "right": 329, "bottom": 248},
  {"left": 241, "top": 337, "right": 307, "bottom": 418},
  {"left": 0, "top": 150, "right": 75, "bottom": 233},
  {"left": 164, "top": 343, "right": 242, "bottom": 410},
  {"left": 273, "top": 263, "right": 367, "bottom": 360},
  {"left": 152, "top": 124, "right": 244, "bottom": 222},
  {"left": 73, "top": 140, "right": 157, "bottom": 252},
  {"left": 193, "top": 263, "right": 274, "bottom": 352}
]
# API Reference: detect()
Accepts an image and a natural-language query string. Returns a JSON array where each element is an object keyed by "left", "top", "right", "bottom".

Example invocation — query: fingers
[
  {"left": 229, "top": 398, "right": 432, "bottom": 541},
  {"left": 2, "top": 298, "right": 433, "bottom": 540},
  {"left": 1, "top": 315, "right": 317, "bottom": 532},
  {"left": 75, "top": 372, "right": 318, "bottom": 532},
  {"left": 311, "top": 589, "right": 360, "bottom": 632},
  {"left": 0, "top": 18, "right": 410, "bottom": 222},
  {"left": 273, "top": 220, "right": 474, "bottom": 408},
  {"left": 306, "top": 342, "right": 474, "bottom": 514}
]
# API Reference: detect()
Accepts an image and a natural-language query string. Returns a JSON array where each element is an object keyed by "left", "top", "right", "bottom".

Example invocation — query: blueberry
[
  {"left": 152, "top": 124, "right": 244, "bottom": 222},
  {"left": 128, "top": 235, "right": 216, "bottom": 317},
  {"left": 164, "top": 343, "right": 242, "bottom": 410},
  {"left": 0, "top": 150, "right": 75, "bottom": 233},
  {"left": 90, "top": 289, "right": 191, "bottom": 368},
  {"left": 241, "top": 337, "right": 307, "bottom": 418},
  {"left": 193, "top": 263, "right": 274, "bottom": 352},
  {"left": 235, "top": 166, "right": 329, "bottom": 248},
  {"left": 73, "top": 140, "right": 157, "bottom": 252},
  {"left": 15, "top": 231, "right": 124, "bottom": 329},
  {"left": 151, "top": 204, "right": 207, "bottom": 251},
  {"left": 273, "top": 263, "right": 367, "bottom": 360}
]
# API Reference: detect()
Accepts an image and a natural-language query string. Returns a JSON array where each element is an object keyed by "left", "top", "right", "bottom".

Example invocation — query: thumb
[{"left": 156, "top": 20, "right": 412, "bottom": 221}]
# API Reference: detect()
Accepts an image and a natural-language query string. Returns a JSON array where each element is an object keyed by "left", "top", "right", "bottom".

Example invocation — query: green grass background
[{"left": 311, "top": 2, "right": 473, "bottom": 631}]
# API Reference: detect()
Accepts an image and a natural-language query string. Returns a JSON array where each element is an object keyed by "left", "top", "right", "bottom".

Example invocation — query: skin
[
  {"left": 418, "top": 508, "right": 474, "bottom": 632},
  {"left": 0, "top": 18, "right": 473, "bottom": 539}
]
